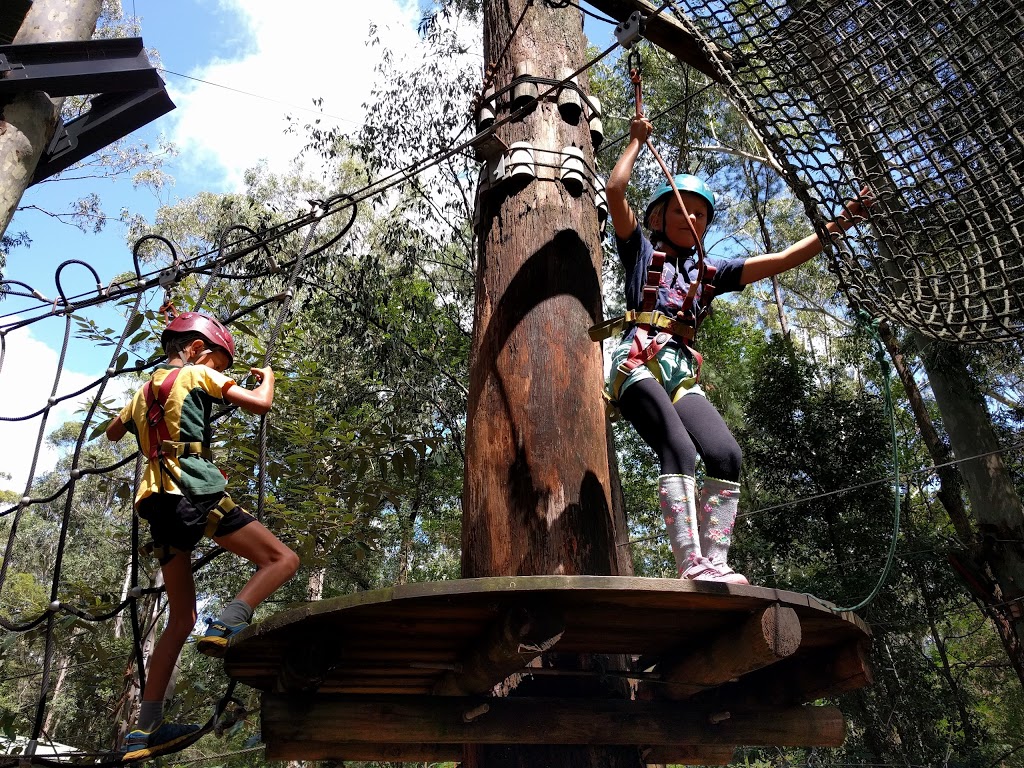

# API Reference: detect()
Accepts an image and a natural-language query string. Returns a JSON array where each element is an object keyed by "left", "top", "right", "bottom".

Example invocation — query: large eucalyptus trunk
[{"left": 464, "top": 2, "right": 638, "bottom": 765}]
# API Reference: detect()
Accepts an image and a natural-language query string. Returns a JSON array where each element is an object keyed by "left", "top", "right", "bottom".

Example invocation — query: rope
[
  {"left": 0, "top": 197, "right": 358, "bottom": 762},
  {"left": 629, "top": 49, "right": 709, "bottom": 311},
  {"left": 826, "top": 314, "right": 902, "bottom": 613}
]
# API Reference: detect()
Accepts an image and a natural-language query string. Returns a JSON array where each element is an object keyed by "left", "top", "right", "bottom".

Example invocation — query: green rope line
[{"left": 827, "top": 312, "right": 902, "bottom": 614}]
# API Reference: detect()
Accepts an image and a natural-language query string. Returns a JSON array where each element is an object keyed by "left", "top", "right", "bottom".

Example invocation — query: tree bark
[
  {"left": 466, "top": 0, "right": 629, "bottom": 582},
  {"left": 465, "top": 2, "right": 637, "bottom": 766},
  {"left": 0, "top": 0, "right": 104, "bottom": 238},
  {"left": 877, "top": 322, "right": 972, "bottom": 541},
  {"left": 914, "top": 335, "right": 1024, "bottom": 645}
]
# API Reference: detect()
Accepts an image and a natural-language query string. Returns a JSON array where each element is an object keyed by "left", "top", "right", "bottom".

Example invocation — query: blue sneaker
[
  {"left": 196, "top": 619, "right": 248, "bottom": 658},
  {"left": 123, "top": 721, "right": 203, "bottom": 761}
]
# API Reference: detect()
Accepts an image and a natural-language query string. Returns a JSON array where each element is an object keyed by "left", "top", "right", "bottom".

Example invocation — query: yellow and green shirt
[{"left": 118, "top": 364, "right": 236, "bottom": 506}]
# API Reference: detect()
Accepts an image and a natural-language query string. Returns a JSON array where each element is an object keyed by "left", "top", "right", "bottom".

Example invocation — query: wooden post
[
  {"left": 661, "top": 604, "right": 802, "bottom": 700},
  {"left": 0, "top": 0, "right": 105, "bottom": 238},
  {"left": 466, "top": 1, "right": 636, "bottom": 765},
  {"left": 466, "top": 1, "right": 629, "bottom": 586}
]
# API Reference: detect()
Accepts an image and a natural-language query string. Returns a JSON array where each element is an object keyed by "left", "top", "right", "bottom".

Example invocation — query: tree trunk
[
  {"left": 877, "top": 322, "right": 972, "bottom": 542},
  {"left": 914, "top": 335, "right": 1024, "bottom": 652},
  {"left": 112, "top": 573, "right": 166, "bottom": 748},
  {"left": 465, "top": 2, "right": 637, "bottom": 766},
  {"left": 307, "top": 566, "right": 325, "bottom": 602},
  {"left": 466, "top": 0, "right": 629, "bottom": 581},
  {"left": 0, "top": 0, "right": 104, "bottom": 238}
]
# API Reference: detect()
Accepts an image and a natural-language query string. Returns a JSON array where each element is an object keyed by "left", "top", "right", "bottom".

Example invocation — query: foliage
[{"left": 3, "top": 2, "right": 1023, "bottom": 766}]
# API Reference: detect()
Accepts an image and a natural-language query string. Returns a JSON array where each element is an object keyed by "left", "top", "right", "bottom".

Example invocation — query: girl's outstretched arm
[{"left": 740, "top": 187, "right": 874, "bottom": 284}]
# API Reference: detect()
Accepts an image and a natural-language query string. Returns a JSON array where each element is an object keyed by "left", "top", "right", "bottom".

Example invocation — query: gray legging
[{"left": 617, "top": 377, "right": 742, "bottom": 480}]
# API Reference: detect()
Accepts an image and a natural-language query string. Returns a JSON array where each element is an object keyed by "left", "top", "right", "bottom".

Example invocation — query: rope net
[{"left": 673, "top": 0, "right": 1024, "bottom": 344}]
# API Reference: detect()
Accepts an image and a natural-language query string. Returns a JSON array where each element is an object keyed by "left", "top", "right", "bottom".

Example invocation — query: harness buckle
[{"left": 146, "top": 402, "right": 165, "bottom": 429}]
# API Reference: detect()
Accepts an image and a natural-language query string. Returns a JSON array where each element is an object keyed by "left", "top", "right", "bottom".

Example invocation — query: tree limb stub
[
  {"left": 433, "top": 605, "right": 566, "bottom": 696},
  {"left": 660, "top": 604, "right": 802, "bottom": 700}
]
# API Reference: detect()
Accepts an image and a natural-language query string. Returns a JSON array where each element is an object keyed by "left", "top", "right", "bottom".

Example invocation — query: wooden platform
[{"left": 225, "top": 576, "right": 872, "bottom": 764}]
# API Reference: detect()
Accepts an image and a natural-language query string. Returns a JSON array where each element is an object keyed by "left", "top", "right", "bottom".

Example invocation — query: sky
[{"left": 0, "top": 0, "right": 437, "bottom": 492}]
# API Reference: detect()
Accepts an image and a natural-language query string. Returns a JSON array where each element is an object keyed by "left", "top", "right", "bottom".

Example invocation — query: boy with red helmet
[{"left": 107, "top": 312, "right": 299, "bottom": 760}]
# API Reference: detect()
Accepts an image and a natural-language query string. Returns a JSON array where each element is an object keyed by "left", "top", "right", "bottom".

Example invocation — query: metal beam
[
  {"left": 0, "top": 37, "right": 160, "bottom": 97},
  {"left": 583, "top": 0, "right": 728, "bottom": 83},
  {"left": 0, "top": 36, "right": 175, "bottom": 184},
  {"left": 31, "top": 85, "right": 174, "bottom": 183}
]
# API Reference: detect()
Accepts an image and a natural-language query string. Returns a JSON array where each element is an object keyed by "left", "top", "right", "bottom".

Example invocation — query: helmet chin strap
[
  {"left": 653, "top": 231, "right": 696, "bottom": 259},
  {"left": 179, "top": 345, "right": 211, "bottom": 367}
]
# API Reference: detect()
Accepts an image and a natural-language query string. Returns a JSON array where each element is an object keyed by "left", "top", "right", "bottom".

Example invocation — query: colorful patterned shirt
[{"left": 617, "top": 224, "right": 748, "bottom": 338}]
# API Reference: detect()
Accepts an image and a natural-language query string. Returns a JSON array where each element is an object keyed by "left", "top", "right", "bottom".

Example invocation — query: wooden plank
[
  {"left": 264, "top": 741, "right": 737, "bottom": 765},
  {"left": 262, "top": 694, "right": 846, "bottom": 748},
  {"left": 434, "top": 606, "right": 565, "bottom": 695},
  {"left": 228, "top": 578, "right": 870, "bottom": 695},
  {"left": 581, "top": 0, "right": 727, "bottom": 82},
  {"left": 266, "top": 741, "right": 460, "bottom": 762},
  {"left": 232, "top": 576, "right": 866, "bottom": 649},
  {"left": 645, "top": 745, "right": 736, "bottom": 765},
  {"left": 266, "top": 740, "right": 737, "bottom": 765},
  {"left": 661, "top": 604, "right": 802, "bottom": 699}
]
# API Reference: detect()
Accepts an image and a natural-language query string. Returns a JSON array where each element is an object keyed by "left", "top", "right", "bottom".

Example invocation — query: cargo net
[{"left": 673, "top": 0, "right": 1024, "bottom": 344}]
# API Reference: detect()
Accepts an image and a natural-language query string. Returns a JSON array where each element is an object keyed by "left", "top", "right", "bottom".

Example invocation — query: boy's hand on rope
[{"left": 249, "top": 366, "right": 274, "bottom": 387}]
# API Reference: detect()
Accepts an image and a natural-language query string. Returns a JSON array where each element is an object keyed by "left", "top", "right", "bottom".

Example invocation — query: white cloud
[
  {"left": 167, "top": 0, "right": 422, "bottom": 190},
  {"left": 0, "top": 325, "right": 104, "bottom": 494}
]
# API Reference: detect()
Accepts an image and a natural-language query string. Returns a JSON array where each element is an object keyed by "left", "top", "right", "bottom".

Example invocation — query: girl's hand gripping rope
[
  {"left": 629, "top": 115, "right": 653, "bottom": 145},
  {"left": 835, "top": 186, "right": 875, "bottom": 230}
]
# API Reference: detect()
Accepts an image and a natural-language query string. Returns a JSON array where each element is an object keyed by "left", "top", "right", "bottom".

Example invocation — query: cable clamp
[
  {"left": 158, "top": 266, "right": 181, "bottom": 289},
  {"left": 614, "top": 11, "right": 645, "bottom": 49}
]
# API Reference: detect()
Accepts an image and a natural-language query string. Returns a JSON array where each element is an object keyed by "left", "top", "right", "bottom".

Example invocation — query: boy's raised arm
[
  {"left": 106, "top": 416, "right": 127, "bottom": 442},
  {"left": 224, "top": 366, "right": 275, "bottom": 416}
]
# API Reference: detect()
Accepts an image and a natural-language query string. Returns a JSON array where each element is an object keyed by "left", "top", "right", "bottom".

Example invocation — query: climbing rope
[
  {"left": 827, "top": 313, "right": 902, "bottom": 614},
  {"left": 628, "top": 47, "right": 709, "bottom": 307}
]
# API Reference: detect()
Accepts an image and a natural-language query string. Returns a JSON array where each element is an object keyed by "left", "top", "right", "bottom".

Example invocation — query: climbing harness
[
  {"left": 137, "top": 365, "right": 239, "bottom": 561},
  {"left": 589, "top": 49, "right": 715, "bottom": 413}
]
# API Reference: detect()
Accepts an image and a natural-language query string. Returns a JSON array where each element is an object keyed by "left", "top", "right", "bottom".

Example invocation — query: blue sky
[{"left": 1, "top": 1, "right": 620, "bottom": 492}]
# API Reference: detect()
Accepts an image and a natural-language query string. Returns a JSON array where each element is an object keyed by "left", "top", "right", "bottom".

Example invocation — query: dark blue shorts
[{"left": 138, "top": 492, "right": 255, "bottom": 560}]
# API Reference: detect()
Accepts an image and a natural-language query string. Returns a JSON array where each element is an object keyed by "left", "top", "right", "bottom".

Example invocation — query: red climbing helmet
[{"left": 161, "top": 312, "right": 235, "bottom": 367}]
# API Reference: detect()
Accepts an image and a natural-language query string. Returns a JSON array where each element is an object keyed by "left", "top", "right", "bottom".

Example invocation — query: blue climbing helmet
[{"left": 643, "top": 174, "right": 716, "bottom": 229}]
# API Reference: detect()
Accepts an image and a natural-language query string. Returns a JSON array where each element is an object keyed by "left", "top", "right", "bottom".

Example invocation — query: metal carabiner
[{"left": 627, "top": 49, "right": 642, "bottom": 82}]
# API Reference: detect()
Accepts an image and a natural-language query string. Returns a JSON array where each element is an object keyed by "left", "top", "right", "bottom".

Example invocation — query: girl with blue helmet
[{"left": 604, "top": 115, "right": 871, "bottom": 584}]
